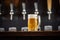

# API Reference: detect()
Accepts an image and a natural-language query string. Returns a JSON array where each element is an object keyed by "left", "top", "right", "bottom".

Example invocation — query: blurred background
[{"left": 0, "top": 0, "right": 59, "bottom": 31}]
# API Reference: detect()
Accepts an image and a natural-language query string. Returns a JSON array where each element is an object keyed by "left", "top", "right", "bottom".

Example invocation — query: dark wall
[{"left": 0, "top": 0, "right": 59, "bottom": 31}]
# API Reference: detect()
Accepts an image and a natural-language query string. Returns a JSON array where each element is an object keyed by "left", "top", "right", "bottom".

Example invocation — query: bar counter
[{"left": 0, "top": 31, "right": 60, "bottom": 36}]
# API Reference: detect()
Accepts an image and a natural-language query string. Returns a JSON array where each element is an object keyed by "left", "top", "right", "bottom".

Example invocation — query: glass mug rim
[{"left": 28, "top": 14, "right": 37, "bottom": 19}]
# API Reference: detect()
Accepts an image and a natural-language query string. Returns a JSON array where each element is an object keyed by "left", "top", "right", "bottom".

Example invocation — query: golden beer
[{"left": 28, "top": 14, "right": 38, "bottom": 31}]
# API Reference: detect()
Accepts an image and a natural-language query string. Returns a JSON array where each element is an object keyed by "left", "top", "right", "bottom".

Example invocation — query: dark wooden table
[{"left": 0, "top": 31, "right": 60, "bottom": 36}]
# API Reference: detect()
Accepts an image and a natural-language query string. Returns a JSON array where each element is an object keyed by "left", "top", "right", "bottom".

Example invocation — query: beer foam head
[{"left": 28, "top": 14, "right": 37, "bottom": 19}]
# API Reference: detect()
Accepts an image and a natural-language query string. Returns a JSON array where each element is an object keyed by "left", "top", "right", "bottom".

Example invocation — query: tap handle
[
  {"left": 10, "top": 14, "right": 13, "bottom": 20},
  {"left": 10, "top": 3, "right": 13, "bottom": 11},
  {"left": 48, "top": 14, "right": 51, "bottom": 20},
  {"left": 22, "top": 2, "right": 26, "bottom": 11},
  {"left": 23, "top": 14, "right": 25, "bottom": 20},
  {"left": 10, "top": 12, "right": 14, "bottom": 20},
  {"left": 47, "top": 11, "right": 52, "bottom": 20},
  {"left": 10, "top": 11, "right": 14, "bottom": 20},
  {"left": 22, "top": 11, "right": 26, "bottom": 20},
  {"left": 34, "top": 2, "right": 38, "bottom": 11}
]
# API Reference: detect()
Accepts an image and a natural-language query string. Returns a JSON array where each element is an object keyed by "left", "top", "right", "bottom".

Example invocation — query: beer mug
[{"left": 28, "top": 14, "right": 41, "bottom": 31}]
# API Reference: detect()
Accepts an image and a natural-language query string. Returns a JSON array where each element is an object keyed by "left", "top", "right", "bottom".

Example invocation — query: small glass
[
  {"left": 21, "top": 27, "right": 28, "bottom": 31},
  {"left": 0, "top": 28, "right": 5, "bottom": 32},
  {"left": 9, "top": 27, "right": 17, "bottom": 32},
  {"left": 58, "top": 26, "right": 60, "bottom": 31},
  {"left": 44, "top": 25, "right": 52, "bottom": 31}
]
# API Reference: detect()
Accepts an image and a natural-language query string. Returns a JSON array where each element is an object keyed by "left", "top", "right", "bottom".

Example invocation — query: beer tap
[
  {"left": 34, "top": 2, "right": 41, "bottom": 28},
  {"left": 47, "top": 0, "right": 52, "bottom": 20},
  {"left": 47, "top": 11, "right": 52, "bottom": 20},
  {"left": 10, "top": 3, "right": 14, "bottom": 21},
  {"left": 34, "top": 2, "right": 39, "bottom": 14},
  {"left": 0, "top": 4, "right": 1, "bottom": 15},
  {"left": 22, "top": 2, "right": 26, "bottom": 20}
]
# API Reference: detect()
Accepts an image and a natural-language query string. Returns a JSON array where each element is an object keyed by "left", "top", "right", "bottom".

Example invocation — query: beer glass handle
[{"left": 38, "top": 15, "right": 41, "bottom": 27}]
